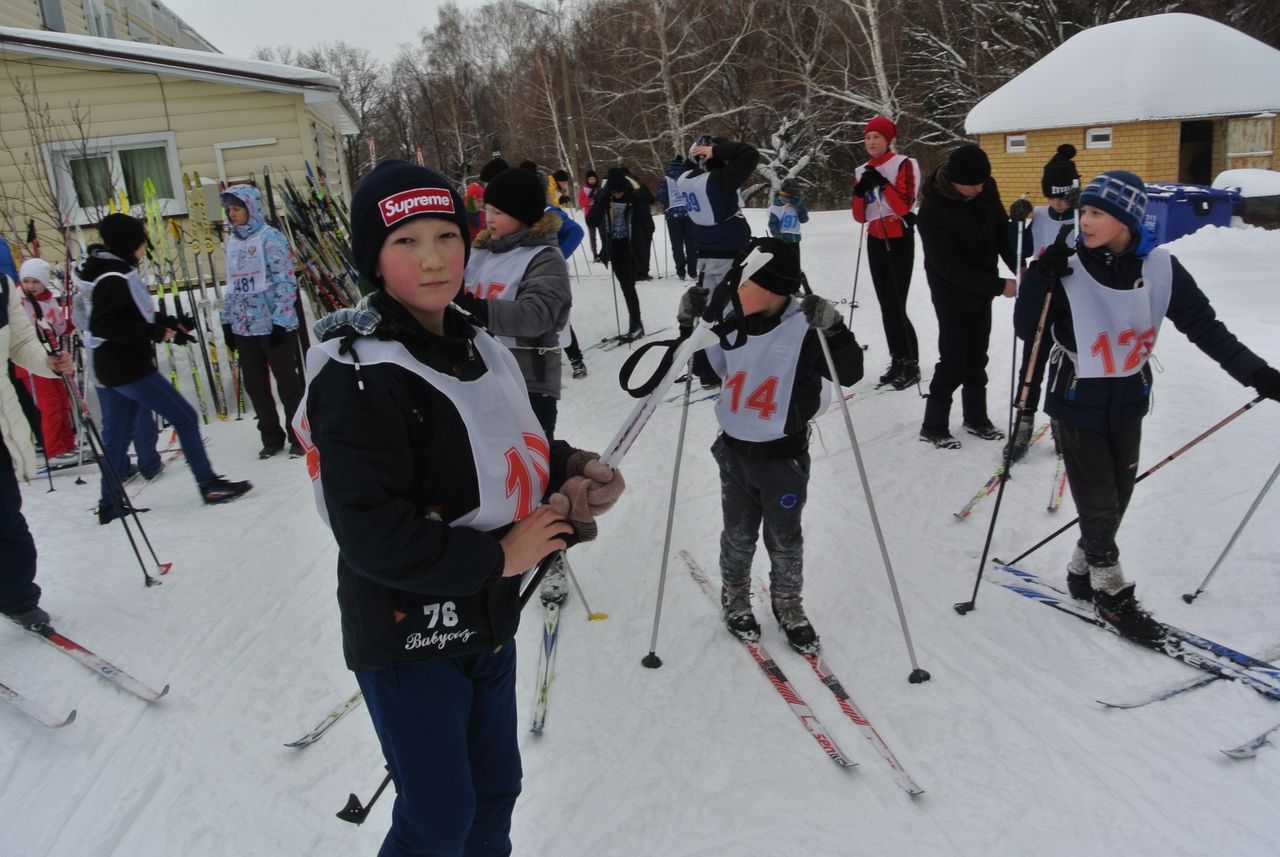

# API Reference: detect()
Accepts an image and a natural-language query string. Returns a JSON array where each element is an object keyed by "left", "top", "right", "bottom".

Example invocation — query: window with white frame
[
  {"left": 1086, "top": 127, "right": 1113, "bottom": 149},
  {"left": 1005, "top": 134, "right": 1028, "bottom": 154},
  {"left": 44, "top": 132, "right": 187, "bottom": 225}
]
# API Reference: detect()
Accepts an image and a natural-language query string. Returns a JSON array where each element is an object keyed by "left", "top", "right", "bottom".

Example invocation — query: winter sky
[{"left": 163, "top": 0, "right": 492, "bottom": 56}]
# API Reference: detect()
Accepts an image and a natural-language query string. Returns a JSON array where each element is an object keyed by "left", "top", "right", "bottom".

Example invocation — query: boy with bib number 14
[{"left": 1015, "top": 170, "right": 1280, "bottom": 643}]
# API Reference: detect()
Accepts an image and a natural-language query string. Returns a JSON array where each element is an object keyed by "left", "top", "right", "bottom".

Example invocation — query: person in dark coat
[
  {"left": 916, "top": 144, "right": 1017, "bottom": 449},
  {"left": 674, "top": 136, "right": 758, "bottom": 293},
  {"left": 587, "top": 166, "right": 647, "bottom": 339},
  {"left": 1015, "top": 169, "right": 1280, "bottom": 641},
  {"left": 295, "top": 160, "right": 626, "bottom": 857}
]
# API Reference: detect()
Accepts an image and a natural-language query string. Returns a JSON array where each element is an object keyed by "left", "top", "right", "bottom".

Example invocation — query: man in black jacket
[{"left": 916, "top": 144, "right": 1017, "bottom": 449}]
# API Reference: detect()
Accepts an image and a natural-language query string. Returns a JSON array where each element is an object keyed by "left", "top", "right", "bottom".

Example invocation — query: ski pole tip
[
  {"left": 953, "top": 601, "right": 974, "bottom": 615},
  {"left": 908, "top": 668, "right": 932, "bottom": 684},
  {"left": 158, "top": 562, "right": 173, "bottom": 575},
  {"left": 1181, "top": 592, "right": 1198, "bottom": 604},
  {"left": 588, "top": 612, "right": 608, "bottom": 621},
  {"left": 641, "top": 653, "right": 663, "bottom": 669}
]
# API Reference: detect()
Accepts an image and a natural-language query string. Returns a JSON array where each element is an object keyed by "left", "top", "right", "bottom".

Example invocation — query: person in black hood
[
  {"left": 1015, "top": 169, "right": 1280, "bottom": 642},
  {"left": 294, "top": 160, "right": 626, "bottom": 857},
  {"left": 587, "top": 166, "right": 647, "bottom": 338},
  {"left": 916, "top": 144, "right": 1017, "bottom": 449},
  {"left": 82, "top": 214, "right": 251, "bottom": 520}
]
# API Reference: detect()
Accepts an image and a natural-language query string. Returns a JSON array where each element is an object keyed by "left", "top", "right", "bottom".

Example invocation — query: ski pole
[
  {"left": 846, "top": 219, "right": 866, "bottom": 325},
  {"left": 955, "top": 227, "right": 1055, "bottom": 616},
  {"left": 996, "top": 396, "right": 1265, "bottom": 568},
  {"left": 336, "top": 768, "right": 392, "bottom": 825},
  {"left": 1183, "top": 456, "right": 1280, "bottom": 604},
  {"left": 641, "top": 361, "right": 694, "bottom": 669},
  {"left": 803, "top": 275, "right": 930, "bottom": 683},
  {"left": 562, "top": 554, "right": 606, "bottom": 621}
]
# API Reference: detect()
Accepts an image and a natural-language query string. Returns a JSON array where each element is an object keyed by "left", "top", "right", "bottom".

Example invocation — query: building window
[
  {"left": 1086, "top": 127, "right": 1113, "bottom": 149},
  {"left": 38, "top": 0, "right": 67, "bottom": 31},
  {"left": 1005, "top": 135, "right": 1028, "bottom": 154},
  {"left": 44, "top": 132, "right": 186, "bottom": 225}
]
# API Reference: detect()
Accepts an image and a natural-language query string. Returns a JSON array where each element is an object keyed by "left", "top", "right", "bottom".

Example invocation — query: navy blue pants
[
  {"left": 356, "top": 645, "right": 522, "bottom": 857},
  {"left": 98, "top": 372, "right": 214, "bottom": 509},
  {"left": 0, "top": 439, "right": 40, "bottom": 616}
]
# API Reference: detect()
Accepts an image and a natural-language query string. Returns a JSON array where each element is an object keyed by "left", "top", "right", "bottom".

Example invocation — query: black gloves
[
  {"left": 1252, "top": 365, "right": 1280, "bottom": 402},
  {"left": 453, "top": 291, "right": 489, "bottom": 326},
  {"left": 221, "top": 324, "right": 236, "bottom": 350},
  {"left": 676, "top": 286, "right": 709, "bottom": 325},
  {"left": 1035, "top": 225, "right": 1076, "bottom": 281},
  {"left": 853, "top": 168, "right": 888, "bottom": 198},
  {"left": 800, "top": 294, "right": 839, "bottom": 332},
  {"left": 172, "top": 329, "right": 195, "bottom": 346},
  {"left": 1009, "top": 198, "right": 1033, "bottom": 222},
  {"left": 269, "top": 324, "right": 288, "bottom": 348}
]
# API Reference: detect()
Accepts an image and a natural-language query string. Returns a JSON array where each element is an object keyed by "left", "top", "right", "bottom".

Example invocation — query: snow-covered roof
[
  {"left": 966, "top": 14, "right": 1280, "bottom": 134},
  {"left": 0, "top": 27, "right": 358, "bottom": 134}
]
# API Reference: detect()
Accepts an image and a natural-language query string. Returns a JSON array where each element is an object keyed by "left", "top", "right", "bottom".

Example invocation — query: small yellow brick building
[{"left": 966, "top": 13, "right": 1280, "bottom": 203}]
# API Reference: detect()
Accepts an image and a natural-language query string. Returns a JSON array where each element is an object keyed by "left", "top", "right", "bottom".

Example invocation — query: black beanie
[
  {"left": 518, "top": 160, "right": 539, "bottom": 174},
  {"left": 552, "top": 169, "right": 569, "bottom": 183},
  {"left": 483, "top": 168, "right": 546, "bottom": 227},
  {"left": 740, "top": 237, "right": 800, "bottom": 296},
  {"left": 1041, "top": 144, "right": 1080, "bottom": 198},
  {"left": 96, "top": 213, "right": 149, "bottom": 263},
  {"left": 349, "top": 160, "right": 470, "bottom": 289},
  {"left": 946, "top": 144, "right": 991, "bottom": 185},
  {"left": 604, "top": 167, "right": 631, "bottom": 196},
  {"left": 479, "top": 158, "right": 509, "bottom": 183}
]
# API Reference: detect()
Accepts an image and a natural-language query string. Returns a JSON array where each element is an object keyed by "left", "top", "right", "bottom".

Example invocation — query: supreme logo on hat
[{"left": 379, "top": 188, "right": 454, "bottom": 227}]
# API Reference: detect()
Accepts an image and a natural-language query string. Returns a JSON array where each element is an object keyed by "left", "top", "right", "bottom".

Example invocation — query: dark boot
[
  {"left": 721, "top": 581, "right": 760, "bottom": 641},
  {"left": 878, "top": 358, "right": 903, "bottom": 386},
  {"left": 960, "top": 386, "right": 992, "bottom": 430},
  {"left": 772, "top": 595, "right": 819, "bottom": 654},
  {"left": 1094, "top": 582, "right": 1165, "bottom": 643},
  {"left": 891, "top": 359, "right": 920, "bottom": 390},
  {"left": 1066, "top": 545, "right": 1094, "bottom": 601},
  {"left": 1006, "top": 409, "right": 1036, "bottom": 462}
]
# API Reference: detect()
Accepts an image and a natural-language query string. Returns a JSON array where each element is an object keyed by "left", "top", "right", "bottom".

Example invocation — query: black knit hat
[
  {"left": 479, "top": 158, "right": 509, "bottom": 183},
  {"left": 350, "top": 160, "right": 470, "bottom": 289},
  {"left": 483, "top": 168, "right": 546, "bottom": 227},
  {"left": 1041, "top": 144, "right": 1080, "bottom": 199},
  {"left": 96, "top": 213, "right": 149, "bottom": 262},
  {"left": 604, "top": 167, "right": 631, "bottom": 196},
  {"left": 740, "top": 237, "right": 800, "bottom": 296},
  {"left": 552, "top": 169, "right": 569, "bottom": 183},
  {"left": 946, "top": 144, "right": 991, "bottom": 185}
]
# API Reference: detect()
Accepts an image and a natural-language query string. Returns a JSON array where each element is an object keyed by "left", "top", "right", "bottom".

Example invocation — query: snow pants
[
  {"left": 1055, "top": 419, "right": 1143, "bottom": 569},
  {"left": 14, "top": 368, "right": 75, "bottom": 457},
  {"left": 0, "top": 439, "right": 40, "bottom": 616},
  {"left": 356, "top": 645, "right": 522, "bottom": 857},
  {"left": 666, "top": 217, "right": 698, "bottom": 279},
  {"left": 868, "top": 230, "right": 918, "bottom": 362},
  {"left": 236, "top": 329, "right": 305, "bottom": 449},
  {"left": 713, "top": 435, "right": 809, "bottom": 598},
  {"left": 924, "top": 301, "right": 994, "bottom": 430}
]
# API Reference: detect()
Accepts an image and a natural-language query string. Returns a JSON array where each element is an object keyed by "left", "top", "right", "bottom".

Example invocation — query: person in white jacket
[{"left": 1, "top": 270, "right": 72, "bottom": 631}]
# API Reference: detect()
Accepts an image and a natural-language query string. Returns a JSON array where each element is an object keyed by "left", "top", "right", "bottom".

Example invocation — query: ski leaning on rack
[
  {"left": 10, "top": 620, "right": 169, "bottom": 702},
  {"left": 679, "top": 551, "right": 855, "bottom": 768},
  {"left": 0, "top": 681, "right": 76, "bottom": 729},
  {"left": 1098, "top": 642, "right": 1280, "bottom": 709},
  {"left": 285, "top": 690, "right": 364, "bottom": 748},
  {"left": 954, "top": 424, "right": 1051, "bottom": 520},
  {"left": 987, "top": 564, "right": 1280, "bottom": 702},
  {"left": 529, "top": 597, "right": 564, "bottom": 735}
]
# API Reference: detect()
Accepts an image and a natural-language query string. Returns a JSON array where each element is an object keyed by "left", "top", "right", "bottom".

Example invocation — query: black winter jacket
[
  {"left": 304, "top": 291, "right": 574, "bottom": 671},
  {"left": 80, "top": 247, "right": 168, "bottom": 388},
  {"left": 917, "top": 167, "right": 1016, "bottom": 315},
  {"left": 1015, "top": 241, "right": 1266, "bottom": 433}
]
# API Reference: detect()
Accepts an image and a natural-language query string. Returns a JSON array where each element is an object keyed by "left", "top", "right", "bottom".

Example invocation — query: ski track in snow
[{"left": 3, "top": 212, "right": 1279, "bottom": 856}]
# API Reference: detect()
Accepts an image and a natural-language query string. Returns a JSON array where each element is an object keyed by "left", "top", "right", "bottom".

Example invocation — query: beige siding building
[
  {"left": 0, "top": 18, "right": 356, "bottom": 266},
  {"left": 966, "top": 14, "right": 1280, "bottom": 203},
  {"left": 0, "top": 0, "right": 217, "bottom": 51}
]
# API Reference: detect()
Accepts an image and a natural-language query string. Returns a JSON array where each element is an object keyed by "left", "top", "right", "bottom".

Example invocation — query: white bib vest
[
  {"left": 854, "top": 154, "right": 919, "bottom": 223},
  {"left": 1031, "top": 207, "right": 1076, "bottom": 255},
  {"left": 463, "top": 245, "right": 544, "bottom": 348},
  {"left": 710, "top": 301, "right": 810, "bottom": 442},
  {"left": 225, "top": 232, "right": 268, "bottom": 296},
  {"left": 83, "top": 269, "right": 155, "bottom": 349},
  {"left": 293, "top": 330, "right": 549, "bottom": 536},
  {"left": 768, "top": 200, "right": 802, "bottom": 235},
  {"left": 674, "top": 171, "right": 718, "bottom": 227},
  {"left": 1058, "top": 247, "right": 1173, "bottom": 379}
]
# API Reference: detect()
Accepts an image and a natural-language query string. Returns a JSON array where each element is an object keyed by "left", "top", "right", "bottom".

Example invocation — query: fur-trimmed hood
[{"left": 471, "top": 210, "right": 562, "bottom": 251}]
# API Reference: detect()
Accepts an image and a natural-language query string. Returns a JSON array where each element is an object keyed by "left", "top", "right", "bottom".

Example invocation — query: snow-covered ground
[{"left": 4, "top": 210, "right": 1280, "bottom": 857}]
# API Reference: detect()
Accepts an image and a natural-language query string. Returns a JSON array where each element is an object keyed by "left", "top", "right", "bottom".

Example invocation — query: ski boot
[
  {"left": 540, "top": 557, "right": 569, "bottom": 606},
  {"left": 98, "top": 501, "right": 149, "bottom": 526},
  {"left": 571, "top": 359, "right": 588, "bottom": 379},
  {"left": 201, "top": 477, "right": 253, "bottom": 505},
  {"left": 877, "top": 358, "right": 904, "bottom": 387},
  {"left": 919, "top": 427, "right": 962, "bottom": 450},
  {"left": 6, "top": 606, "right": 50, "bottom": 633},
  {"left": 772, "top": 595, "right": 820, "bottom": 654},
  {"left": 1066, "top": 546, "right": 1094, "bottom": 601},
  {"left": 963, "top": 422, "right": 1006, "bottom": 441},
  {"left": 721, "top": 581, "right": 760, "bottom": 641},
  {"left": 891, "top": 359, "right": 920, "bottom": 390},
  {"left": 258, "top": 443, "right": 284, "bottom": 460},
  {"left": 1094, "top": 582, "right": 1165, "bottom": 644},
  {"left": 1006, "top": 410, "right": 1035, "bottom": 462}
]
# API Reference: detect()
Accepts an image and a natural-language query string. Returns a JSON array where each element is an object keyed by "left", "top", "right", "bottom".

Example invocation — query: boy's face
[
  {"left": 226, "top": 203, "right": 249, "bottom": 227},
  {"left": 951, "top": 181, "right": 984, "bottom": 199},
  {"left": 485, "top": 205, "right": 522, "bottom": 239},
  {"left": 864, "top": 131, "right": 889, "bottom": 159},
  {"left": 19, "top": 276, "right": 47, "bottom": 296},
  {"left": 1078, "top": 205, "right": 1130, "bottom": 253},
  {"left": 737, "top": 279, "right": 788, "bottom": 317},
  {"left": 375, "top": 217, "right": 466, "bottom": 330},
  {"left": 1049, "top": 197, "right": 1071, "bottom": 214}
]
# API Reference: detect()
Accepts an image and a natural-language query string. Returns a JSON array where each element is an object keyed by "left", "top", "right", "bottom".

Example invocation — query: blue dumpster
[{"left": 1143, "top": 183, "right": 1242, "bottom": 245}]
